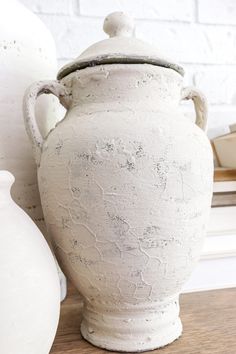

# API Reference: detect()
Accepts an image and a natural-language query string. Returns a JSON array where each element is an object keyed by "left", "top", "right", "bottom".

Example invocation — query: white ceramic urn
[
  {"left": 0, "top": 0, "right": 61, "bottom": 232},
  {"left": 23, "top": 12, "right": 213, "bottom": 352},
  {"left": 0, "top": 0, "right": 67, "bottom": 300},
  {"left": 0, "top": 171, "right": 60, "bottom": 354}
]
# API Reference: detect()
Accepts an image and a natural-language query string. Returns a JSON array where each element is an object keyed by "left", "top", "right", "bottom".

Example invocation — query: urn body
[{"left": 24, "top": 62, "right": 213, "bottom": 351}]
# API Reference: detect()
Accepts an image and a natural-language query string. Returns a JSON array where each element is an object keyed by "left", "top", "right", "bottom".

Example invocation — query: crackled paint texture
[{"left": 25, "top": 62, "right": 213, "bottom": 352}]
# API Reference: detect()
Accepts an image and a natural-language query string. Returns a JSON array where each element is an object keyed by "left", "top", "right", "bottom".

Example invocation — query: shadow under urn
[{"left": 23, "top": 11, "right": 213, "bottom": 352}]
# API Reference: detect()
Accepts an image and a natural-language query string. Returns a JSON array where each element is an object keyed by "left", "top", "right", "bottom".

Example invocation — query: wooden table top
[{"left": 51, "top": 286, "right": 236, "bottom": 354}]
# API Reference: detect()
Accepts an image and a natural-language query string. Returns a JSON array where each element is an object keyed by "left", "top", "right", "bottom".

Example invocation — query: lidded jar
[{"left": 23, "top": 12, "right": 213, "bottom": 352}]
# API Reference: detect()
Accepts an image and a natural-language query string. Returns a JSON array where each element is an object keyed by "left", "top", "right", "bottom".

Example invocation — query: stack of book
[
  {"left": 184, "top": 168, "right": 236, "bottom": 293},
  {"left": 212, "top": 123, "right": 236, "bottom": 168}
]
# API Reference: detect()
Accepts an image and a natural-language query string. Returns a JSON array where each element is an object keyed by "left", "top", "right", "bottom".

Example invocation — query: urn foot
[{"left": 80, "top": 296, "right": 182, "bottom": 352}]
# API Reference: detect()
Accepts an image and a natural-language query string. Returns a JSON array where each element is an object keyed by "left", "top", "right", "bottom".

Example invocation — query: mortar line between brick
[
  {"left": 38, "top": 13, "right": 236, "bottom": 29},
  {"left": 76, "top": 0, "right": 81, "bottom": 16},
  {"left": 194, "top": 0, "right": 199, "bottom": 23},
  {"left": 77, "top": 14, "right": 193, "bottom": 25}
]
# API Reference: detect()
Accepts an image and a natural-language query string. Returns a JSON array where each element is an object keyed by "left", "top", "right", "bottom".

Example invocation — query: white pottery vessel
[
  {"left": 0, "top": 171, "right": 60, "bottom": 354},
  {"left": 23, "top": 12, "right": 213, "bottom": 352},
  {"left": 0, "top": 0, "right": 66, "bottom": 300},
  {"left": 0, "top": 0, "right": 60, "bottom": 231}
]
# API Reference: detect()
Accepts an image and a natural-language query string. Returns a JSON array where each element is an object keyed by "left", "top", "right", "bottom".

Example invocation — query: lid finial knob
[{"left": 103, "top": 12, "right": 135, "bottom": 38}]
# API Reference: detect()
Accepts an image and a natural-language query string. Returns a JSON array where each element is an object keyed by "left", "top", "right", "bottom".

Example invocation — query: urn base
[{"left": 80, "top": 296, "right": 182, "bottom": 352}]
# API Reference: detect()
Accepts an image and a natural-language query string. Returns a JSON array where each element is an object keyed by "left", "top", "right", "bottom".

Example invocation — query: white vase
[
  {"left": 0, "top": 171, "right": 60, "bottom": 354},
  {"left": 23, "top": 12, "right": 213, "bottom": 352},
  {"left": 0, "top": 0, "right": 66, "bottom": 299},
  {"left": 0, "top": 0, "right": 61, "bottom": 230}
]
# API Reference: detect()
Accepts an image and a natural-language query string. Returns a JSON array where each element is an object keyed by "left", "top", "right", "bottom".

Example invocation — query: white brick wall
[
  {"left": 198, "top": 0, "right": 236, "bottom": 25},
  {"left": 21, "top": 0, "right": 236, "bottom": 137},
  {"left": 79, "top": 0, "right": 194, "bottom": 22},
  {"left": 21, "top": 0, "right": 77, "bottom": 15}
]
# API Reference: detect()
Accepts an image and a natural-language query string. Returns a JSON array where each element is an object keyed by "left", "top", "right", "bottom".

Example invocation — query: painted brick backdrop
[{"left": 21, "top": 0, "right": 236, "bottom": 138}]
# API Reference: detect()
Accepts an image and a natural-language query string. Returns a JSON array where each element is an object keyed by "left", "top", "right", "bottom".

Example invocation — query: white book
[{"left": 213, "top": 181, "right": 236, "bottom": 193}]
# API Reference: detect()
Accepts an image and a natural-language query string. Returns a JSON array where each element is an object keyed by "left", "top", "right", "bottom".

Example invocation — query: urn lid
[{"left": 57, "top": 12, "right": 184, "bottom": 80}]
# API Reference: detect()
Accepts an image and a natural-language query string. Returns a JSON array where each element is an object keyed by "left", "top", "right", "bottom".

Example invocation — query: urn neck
[{"left": 62, "top": 64, "right": 183, "bottom": 112}]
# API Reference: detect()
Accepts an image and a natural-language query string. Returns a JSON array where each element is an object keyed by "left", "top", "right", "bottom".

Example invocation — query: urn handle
[
  {"left": 23, "top": 80, "right": 70, "bottom": 166},
  {"left": 181, "top": 87, "right": 208, "bottom": 131}
]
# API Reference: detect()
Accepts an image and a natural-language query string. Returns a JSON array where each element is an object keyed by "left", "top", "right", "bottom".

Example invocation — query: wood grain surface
[
  {"left": 214, "top": 168, "right": 236, "bottom": 181},
  {"left": 51, "top": 285, "right": 236, "bottom": 354}
]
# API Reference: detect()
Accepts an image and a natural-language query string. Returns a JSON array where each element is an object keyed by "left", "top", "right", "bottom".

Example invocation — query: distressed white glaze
[
  {"left": 0, "top": 171, "right": 60, "bottom": 354},
  {"left": 23, "top": 13, "right": 213, "bottom": 352}
]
